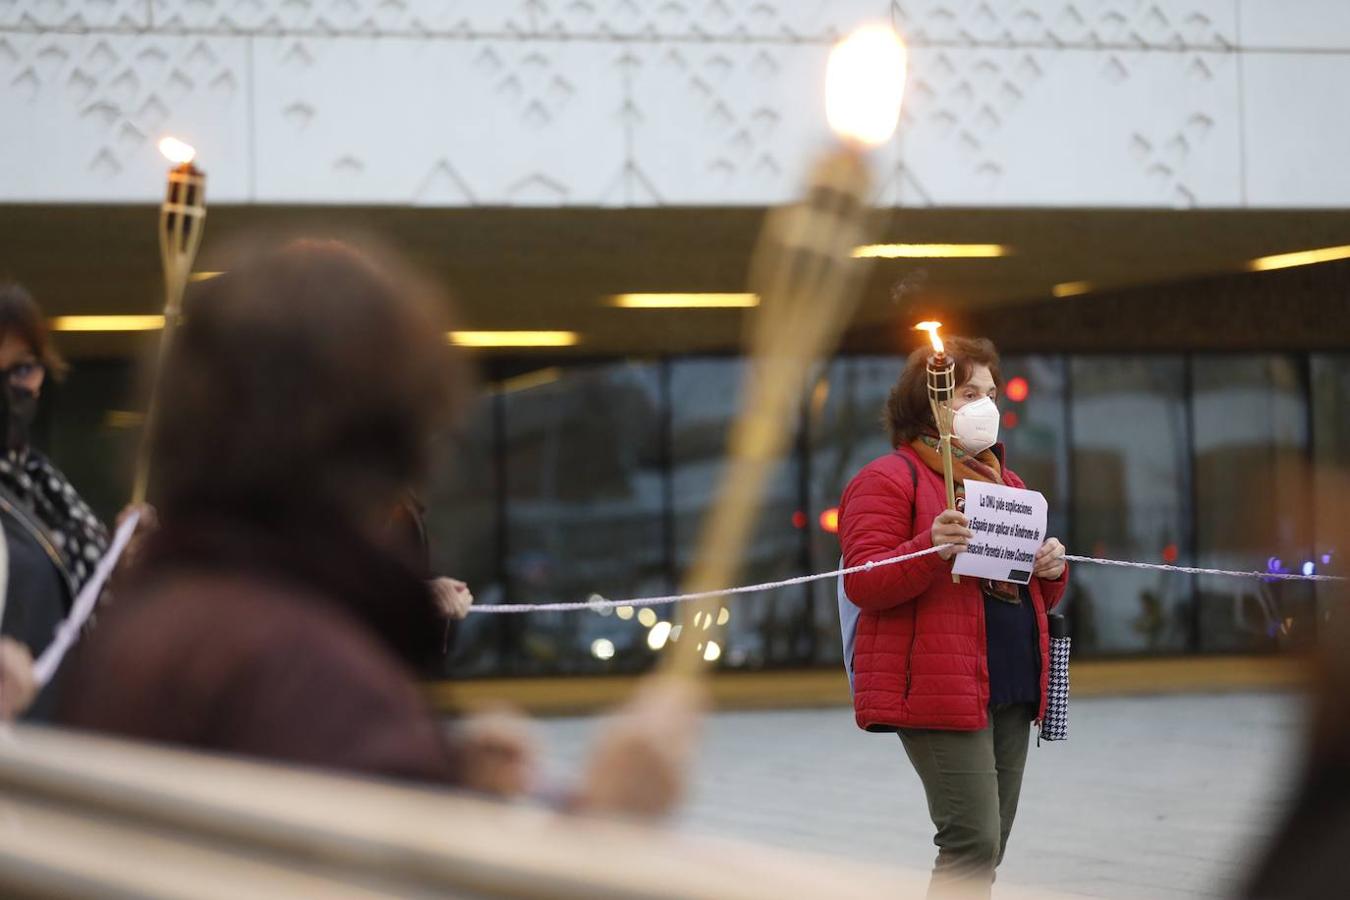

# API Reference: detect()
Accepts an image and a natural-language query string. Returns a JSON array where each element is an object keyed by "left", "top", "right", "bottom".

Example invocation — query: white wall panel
[
  {"left": 0, "top": 0, "right": 1346, "bottom": 209},
  {"left": 893, "top": 0, "right": 1237, "bottom": 49},
  {"left": 253, "top": 37, "right": 625, "bottom": 205},
  {"left": 0, "top": 31, "right": 250, "bottom": 201},
  {"left": 1, "top": 0, "right": 147, "bottom": 30},
  {"left": 1243, "top": 51, "right": 1350, "bottom": 207},
  {"left": 1238, "top": 0, "right": 1350, "bottom": 51},
  {"left": 534, "top": 0, "right": 888, "bottom": 40},
  {"left": 894, "top": 46, "right": 1241, "bottom": 206}
]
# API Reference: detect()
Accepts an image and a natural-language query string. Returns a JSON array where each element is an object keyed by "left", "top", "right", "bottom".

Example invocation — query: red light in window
[
  {"left": 1001, "top": 411, "right": 1019, "bottom": 429},
  {"left": 1005, "top": 377, "right": 1029, "bottom": 403},
  {"left": 819, "top": 507, "right": 840, "bottom": 534},
  {"left": 791, "top": 510, "right": 807, "bottom": 530},
  {"left": 1162, "top": 544, "right": 1179, "bottom": 563}
]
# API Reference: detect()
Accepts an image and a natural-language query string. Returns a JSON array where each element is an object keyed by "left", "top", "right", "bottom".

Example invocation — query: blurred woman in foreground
[{"left": 59, "top": 238, "right": 697, "bottom": 815}]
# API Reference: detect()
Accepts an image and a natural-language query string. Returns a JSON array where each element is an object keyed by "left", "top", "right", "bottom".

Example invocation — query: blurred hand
[
  {"left": 576, "top": 676, "right": 704, "bottom": 820},
  {"left": 931, "top": 509, "right": 972, "bottom": 560},
  {"left": 0, "top": 638, "right": 36, "bottom": 721},
  {"left": 1034, "top": 537, "right": 1067, "bottom": 581},
  {"left": 458, "top": 707, "right": 538, "bottom": 799},
  {"left": 430, "top": 578, "right": 474, "bottom": 620},
  {"left": 115, "top": 502, "right": 159, "bottom": 571}
]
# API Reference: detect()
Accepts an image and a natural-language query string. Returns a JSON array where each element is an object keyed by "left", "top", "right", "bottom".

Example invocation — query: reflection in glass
[
  {"left": 671, "top": 358, "right": 806, "bottom": 668},
  {"left": 1192, "top": 356, "right": 1313, "bottom": 652},
  {"left": 809, "top": 356, "right": 902, "bottom": 663},
  {"left": 999, "top": 355, "right": 1070, "bottom": 544},
  {"left": 45, "top": 361, "right": 138, "bottom": 525},
  {"left": 500, "top": 363, "right": 667, "bottom": 674},
  {"left": 1068, "top": 356, "right": 1191, "bottom": 653},
  {"left": 1311, "top": 355, "right": 1350, "bottom": 616}
]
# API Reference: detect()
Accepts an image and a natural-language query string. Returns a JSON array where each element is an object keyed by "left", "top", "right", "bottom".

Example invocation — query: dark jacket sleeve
[
  {"left": 216, "top": 610, "right": 461, "bottom": 785},
  {"left": 839, "top": 463, "right": 948, "bottom": 610}
]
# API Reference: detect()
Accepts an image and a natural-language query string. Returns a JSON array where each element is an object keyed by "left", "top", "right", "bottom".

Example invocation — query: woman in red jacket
[{"left": 838, "top": 336, "right": 1067, "bottom": 898}]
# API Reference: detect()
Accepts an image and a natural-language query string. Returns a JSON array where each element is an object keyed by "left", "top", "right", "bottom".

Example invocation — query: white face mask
[{"left": 952, "top": 396, "right": 1000, "bottom": 454}]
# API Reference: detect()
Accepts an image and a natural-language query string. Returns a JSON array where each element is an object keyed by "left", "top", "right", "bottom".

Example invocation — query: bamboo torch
[
  {"left": 130, "top": 137, "right": 206, "bottom": 505},
  {"left": 916, "top": 321, "right": 960, "bottom": 584},
  {"left": 663, "top": 24, "right": 909, "bottom": 675}
]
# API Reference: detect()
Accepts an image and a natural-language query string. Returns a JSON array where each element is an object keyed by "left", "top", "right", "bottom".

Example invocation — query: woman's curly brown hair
[{"left": 884, "top": 336, "right": 1001, "bottom": 447}]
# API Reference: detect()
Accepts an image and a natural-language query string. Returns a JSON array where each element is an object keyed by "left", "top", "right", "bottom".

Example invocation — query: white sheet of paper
[
  {"left": 32, "top": 510, "right": 139, "bottom": 687},
  {"left": 951, "top": 480, "right": 1048, "bottom": 585}
]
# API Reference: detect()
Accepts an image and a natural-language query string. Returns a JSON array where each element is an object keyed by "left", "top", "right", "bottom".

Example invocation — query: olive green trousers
[{"left": 899, "top": 703, "right": 1035, "bottom": 899}]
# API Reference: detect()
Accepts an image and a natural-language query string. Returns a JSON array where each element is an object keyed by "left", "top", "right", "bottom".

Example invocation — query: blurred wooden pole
[
  {"left": 664, "top": 148, "right": 878, "bottom": 677},
  {"left": 130, "top": 163, "right": 205, "bottom": 505},
  {"left": 926, "top": 355, "right": 961, "bottom": 584}
]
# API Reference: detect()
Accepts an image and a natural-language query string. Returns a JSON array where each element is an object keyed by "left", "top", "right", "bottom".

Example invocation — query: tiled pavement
[{"left": 538, "top": 692, "right": 1307, "bottom": 899}]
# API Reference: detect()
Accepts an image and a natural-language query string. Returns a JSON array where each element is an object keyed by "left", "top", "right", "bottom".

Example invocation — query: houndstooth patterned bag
[{"left": 1040, "top": 614, "right": 1070, "bottom": 743}]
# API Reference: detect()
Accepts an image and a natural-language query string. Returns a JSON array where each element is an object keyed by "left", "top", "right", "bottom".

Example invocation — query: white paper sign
[{"left": 951, "top": 480, "right": 1048, "bottom": 585}]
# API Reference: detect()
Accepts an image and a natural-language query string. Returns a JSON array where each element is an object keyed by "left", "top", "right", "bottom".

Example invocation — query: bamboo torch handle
[
  {"left": 129, "top": 282, "right": 185, "bottom": 505},
  {"left": 133, "top": 162, "right": 205, "bottom": 505},
  {"left": 939, "top": 434, "right": 960, "bottom": 584}
]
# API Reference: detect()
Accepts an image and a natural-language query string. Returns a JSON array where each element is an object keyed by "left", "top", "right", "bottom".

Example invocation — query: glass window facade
[
  {"left": 43, "top": 351, "right": 1347, "bottom": 676},
  {"left": 1191, "top": 356, "right": 1314, "bottom": 652},
  {"left": 1311, "top": 354, "right": 1350, "bottom": 622},
  {"left": 1067, "top": 357, "right": 1192, "bottom": 653},
  {"left": 671, "top": 359, "right": 809, "bottom": 669},
  {"left": 1000, "top": 355, "right": 1070, "bottom": 544},
  {"left": 500, "top": 362, "right": 667, "bottom": 674},
  {"left": 807, "top": 357, "right": 903, "bottom": 664}
]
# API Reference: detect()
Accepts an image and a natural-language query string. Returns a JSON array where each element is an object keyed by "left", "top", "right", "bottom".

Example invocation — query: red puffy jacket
[{"left": 838, "top": 444, "right": 1067, "bottom": 732}]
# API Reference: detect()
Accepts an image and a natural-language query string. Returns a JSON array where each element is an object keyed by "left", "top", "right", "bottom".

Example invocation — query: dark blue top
[
  {"left": 985, "top": 585, "right": 1040, "bottom": 706},
  {"left": 0, "top": 504, "right": 72, "bottom": 721}
]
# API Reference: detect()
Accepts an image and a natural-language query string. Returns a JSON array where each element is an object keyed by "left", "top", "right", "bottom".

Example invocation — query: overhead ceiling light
[
  {"left": 1247, "top": 244, "right": 1350, "bottom": 272},
  {"left": 188, "top": 271, "right": 224, "bottom": 282},
  {"left": 1052, "top": 281, "right": 1092, "bottom": 298},
  {"left": 448, "top": 331, "right": 579, "bottom": 348},
  {"left": 50, "top": 315, "right": 165, "bottom": 332},
  {"left": 852, "top": 243, "right": 1009, "bottom": 259},
  {"left": 104, "top": 410, "right": 146, "bottom": 429},
  {"left": 610, "top": 293, "right": 760, "bottom": 309}
]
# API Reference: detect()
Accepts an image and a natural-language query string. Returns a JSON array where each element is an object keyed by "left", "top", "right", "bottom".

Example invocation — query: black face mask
[{"left": 0, "top": 383, "right": 38, "bottom": 452}]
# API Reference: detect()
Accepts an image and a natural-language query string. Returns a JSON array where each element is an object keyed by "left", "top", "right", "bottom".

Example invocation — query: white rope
[
  {"left": 31, "top": 511, "right": 140, "bottom": 688},
  {"left": 1062, "top": 554, "right": 1344, "bottom": 583},
  {"left": 22, "top": 511, "right": 1346, "bottom": 632},
  {"left": 470, "top": 544, "right": 949, "bottom": 614},
  {"left": 470, "top": 546, "right": 1344, "bottom": 615}
]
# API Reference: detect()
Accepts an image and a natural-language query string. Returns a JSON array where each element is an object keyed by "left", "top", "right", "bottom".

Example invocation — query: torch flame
[
  {"left": 825, "top": 24, "right": 909, "bottom": 148},
  {"left": 158, "top": 136, "right": 197, "bottom": 165},
  {"left": 914, "top": 320, "right": 944, "bottom": 355}
]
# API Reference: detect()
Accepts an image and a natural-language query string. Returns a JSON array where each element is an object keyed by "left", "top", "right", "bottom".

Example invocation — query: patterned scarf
[
  {"left": 910, "top": 435, "right": 1021, "bottom": 604},
  {"left": 0, "top": 449, "right": 110, "bottom": 597}
]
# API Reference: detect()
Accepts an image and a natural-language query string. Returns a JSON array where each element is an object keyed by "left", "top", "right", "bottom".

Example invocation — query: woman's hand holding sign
[
  {"left": 931, "top": 510, "right": 972, "bottom": 560},
  {"left": 1034, "top": 537, "right": 1067, "bottom": 581}
]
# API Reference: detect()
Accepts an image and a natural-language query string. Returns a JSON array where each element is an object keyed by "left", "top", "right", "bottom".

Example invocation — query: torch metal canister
[
  {"left": 1040, "top": 612, "right": 1070, "bottom": 743},
  {"left": 925, "top": 352, "right": 957, "bottom": 511},
  {"left": 131, "top": 142, "right": 207, "bottom": 505}
]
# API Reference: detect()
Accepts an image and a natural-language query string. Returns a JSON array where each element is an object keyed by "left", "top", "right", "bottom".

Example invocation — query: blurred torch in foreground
[
  {"left": 667, "top": 24, "right": 909, "bottom": 675},
  {"left": 131, "top": 137, "right": 206, "bottom": 505}
]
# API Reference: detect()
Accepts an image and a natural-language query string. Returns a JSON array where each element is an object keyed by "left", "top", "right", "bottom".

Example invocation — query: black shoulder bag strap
[{"left": 893, "top": 448, "right": 919, "bottom": 528}]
